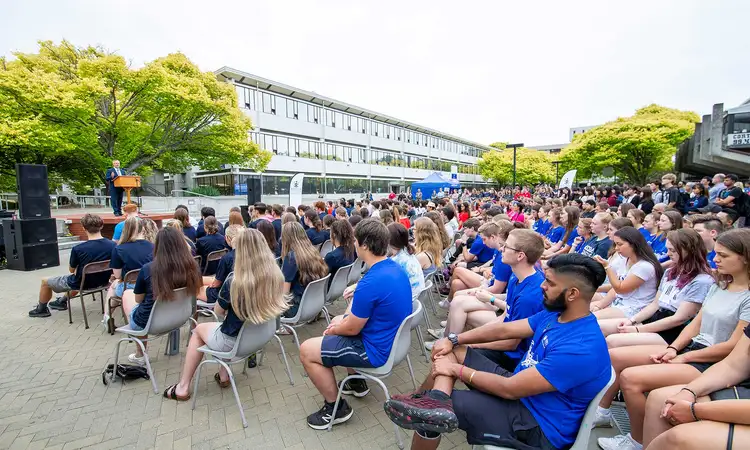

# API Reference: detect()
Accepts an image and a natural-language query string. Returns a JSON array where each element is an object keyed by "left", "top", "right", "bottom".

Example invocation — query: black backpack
[{"left": 102, "top": 363, "right": 150, "bottom": 385}]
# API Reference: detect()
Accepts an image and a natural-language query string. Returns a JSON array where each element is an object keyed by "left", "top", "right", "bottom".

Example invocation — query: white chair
[
  {"left": 422, "top": 273, "right": 439, "bottom": 317},
  {"left": 280, "top": 275, "right": 332, "bottom": 351},
  {"left": 319, "top": 240, "right": 334, "bottom": 257},
  {"left": 191, "top": 318, "right": 294, "bottom": 428},
  {"left": 410, "top": 298, "right": 430, "bottom": 363},
  {"left": 347, "top": 257, "right": 366, "bottom": 285},
  {"left": 327, "top": 300, "right": 422, "bottom": 449},
  {"left": 471, "top": 366, "right": 617, "bottom": 450},
  {"left": 108, "top": 287, "right": 196, "bottom": 394},
  {"left": 325, "top": 263, "right": 354, "bottom": 305}
]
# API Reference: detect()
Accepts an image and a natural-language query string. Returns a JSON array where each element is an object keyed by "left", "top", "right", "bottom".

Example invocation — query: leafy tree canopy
[
  {"left": 558, "top": 104, "right": 698, "bottom": 185},
  {"left": 0, "top": 40, "right": 270, "bottom": 192},
  {"left": 478, "top": 146, "right": 555, "bottom": 186}
]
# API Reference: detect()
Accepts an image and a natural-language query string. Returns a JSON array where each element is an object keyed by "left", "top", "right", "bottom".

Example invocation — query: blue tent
[{"left": 411, "top": 172, "right": 457, "bottom": 199}]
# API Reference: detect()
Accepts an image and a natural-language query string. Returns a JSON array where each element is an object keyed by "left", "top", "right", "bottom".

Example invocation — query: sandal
[
  {"left": 163, "top": 384, "right": 191, "bottom": 401},
  {"left": 214, "top": 373, "right": 230, "bottom": 389}
]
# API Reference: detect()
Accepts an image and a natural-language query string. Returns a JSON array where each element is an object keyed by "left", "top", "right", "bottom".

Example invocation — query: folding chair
[
  {"left": 70, "top": 260, "right": 113, "bottom": 329},
  {"left": 325, "top": 263, "right": 354, "bottom": 305},
  {"left": 347, "top": 257, "right": 366, "bottom": 285},
  {"left": 319, "top": 240, "right": 334, "bottom": 257},
  {"left": 472, "top": 367, "right": 616, "bottom": 450},
  {"left": 191, "top": 318, "right": 294, "bottom": 428},
  {"left": 279, "top": 275, "right": 331, "bottom": 351},
  {"left": 107, "top": 287, "right": 195, "bottom": 394},
  {"left": 410, "top": 298, "right": 430, "bottom": 363},
  {"left": 327, "top": 300, "right": 422, "bottom": 449},
  {"left": 202, "top": 249, "right": 228, "bottom": 276},
  {"left": 193, "top": 255, "right": 202, "bottom": 268},
  {"left": 107, "top": 268, "right": 140, "bottom": 335}
]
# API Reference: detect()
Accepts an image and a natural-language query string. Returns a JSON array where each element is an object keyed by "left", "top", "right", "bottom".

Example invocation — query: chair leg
[
  {"left": 322, "top": 306, "right": 331, "bottom": 325},
  {"left": 100, "top": 291, "right": 105, "bottom": 314},
  {"left": 133, "top": 338, "right": 158, "bottom": 394},
  {"left": 283, "top": 325, "right": 305, "bottom": 377},
  {"left": 219, "top": 360, "right": 248, "bottom": 428},
  {"left": 354, "top": 376, "right": 404, "bottom": 449},
  {"left": 107, "top": 337, "right": 129, "bottom": 386},
  {"left": 405, "top": 355, "right": 418, "bottom": 391},
  {"left": 328, "top": 375, "right": 356, "bottom": 432},
  {"left": 192, "top": 358, "right": 211, "bottom": 410},
  {"left": 427, "top": 290, "right": 438, "bottom": 316},
  {"left": 81, "top": 294, "right": 89, "bottom": 329},
  {"left": 68, "top": 294, "right": 75, "bottom": 324},
  {"left": 415, "top": 326, "right": 429, "bottom": 363},
  {"left": 421, "top": 302, "right": 432, "bottom": 329},
  {"left": 273, "top": 335, "right": 294, "bottom": 385}
]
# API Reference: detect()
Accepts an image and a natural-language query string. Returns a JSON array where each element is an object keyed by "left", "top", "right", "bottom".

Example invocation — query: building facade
[{"left": 165, "top": 67, "right": 495, "bottom": 199}]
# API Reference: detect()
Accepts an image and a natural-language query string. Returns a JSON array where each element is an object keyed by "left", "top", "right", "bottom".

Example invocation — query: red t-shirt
[{"left": 399, "top": 218, "right": 411, "bottom": 229}]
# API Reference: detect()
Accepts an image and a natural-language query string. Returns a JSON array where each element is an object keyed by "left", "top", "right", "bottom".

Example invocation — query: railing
[
  {"left": 0, "top": 193, "right": 142, "bottom": 210},
  {"left": 170, "top": 190, "right": 219, "bottom": 198}
]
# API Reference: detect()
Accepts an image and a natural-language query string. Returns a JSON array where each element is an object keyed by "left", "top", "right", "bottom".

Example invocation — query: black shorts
[
  {"left": 447, "top": 347, "right": 555, "bottom": 449},
  {"left": 466, "top": 260, "right": 484, "bottom": 269},
  {"left": 468, "top": 348, "right": 520, "bottom": 373},
  {"left": 206, "top": 286, "right": 220, "bottom": 303},
  {"left": 679, "top": 341, "right": 713, "bottom": 373},
  {"left": 642, "top": 308, "right": 685, "bottom": 344}
]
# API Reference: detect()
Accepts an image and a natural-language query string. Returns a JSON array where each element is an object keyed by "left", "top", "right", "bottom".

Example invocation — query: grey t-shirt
[
  {"left": 692, "top": 285, "right": 750, "bottom": 347},
  {"left": 657, "top": 270, "right": 714, "bottom": 312}
]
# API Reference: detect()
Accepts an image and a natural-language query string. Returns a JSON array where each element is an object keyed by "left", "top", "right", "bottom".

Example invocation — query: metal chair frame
[{"left": 69, "top": 260, "right": 113, "bottom": 329}]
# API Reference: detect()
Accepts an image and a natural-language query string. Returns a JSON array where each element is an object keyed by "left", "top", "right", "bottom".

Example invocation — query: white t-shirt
[
  {"left": 445, "top": 218, "right": 459, "bottom": 240},
  {"left": 657, "top": 270, "right": 714, "bottom": 312},
  {"left": 612, "top": 260, "right": 658, "bottom": 317},
  {"left": 693, "top": 285, "right": 750, "bottom": 347}
]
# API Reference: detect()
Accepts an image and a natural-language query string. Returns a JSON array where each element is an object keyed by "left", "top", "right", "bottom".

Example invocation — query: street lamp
[{"left": 507, "top": 143, "right": 524, "bottom": 187}]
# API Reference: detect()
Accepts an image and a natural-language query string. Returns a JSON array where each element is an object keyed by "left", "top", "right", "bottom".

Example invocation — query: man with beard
[{"left": 383, "top": 253, "right": 612, "bottom": 450}]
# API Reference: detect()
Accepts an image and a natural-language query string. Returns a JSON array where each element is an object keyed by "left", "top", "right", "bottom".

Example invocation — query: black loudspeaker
[
  {"left": 3, "top": 218, "right": 60, "bottom": 271},
  {"left": 246, "top": 176, "right": 262, "bottom": 205},
  {"left": 16, "top": 164, "right": 51, "bottom": 219},
  {"left": 239, "top": 205, "right": 251, "bottom": 225}
]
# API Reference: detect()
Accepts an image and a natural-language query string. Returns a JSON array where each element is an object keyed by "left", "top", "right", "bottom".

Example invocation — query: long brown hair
[
  {"left": 256, "top": 220, "right": 277, "bottom": 254},
  {"left": 414, "top": 217, "right": 443, "bottom": 267},
  {"left": 424, "top": 211, "right": 450, "bottom": 249},
  {"left": 655, "top": 210, "right": 683, "bottom": 242},
  {"left": 666, "top": 229, "right": 710, "bottom": 289},
  {"left": 614, "top": 226, "right": 664, "bottom": 289},
  {"left": 562, "top": 206, "right": 580, "bottom": 244},
  {"left": 120, "top": 216, "right": 143, "bottom": 244},
  {"left": 330, "top": 220, "right": 356, "bottom": 260},
  {"left": 281, "top": 222, "right": 328, "bottom": 286},
  {"left": 151, "top": 227, "right": 201, "bottom": 301},
  {"left": 228, "top": 211, "right": 245, "bottom": 227},
  {"left": 715, "top": 228, "right": 750, "bottom": 289},
  {"left": 304, "top": 210, "right": 323, "bottom": 232},
  {"left": 174, "top": 208, "right": 190, "bottom": 228}
]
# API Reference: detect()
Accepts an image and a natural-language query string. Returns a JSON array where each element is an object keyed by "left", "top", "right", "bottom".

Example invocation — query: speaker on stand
[
  {"left": 4, "top": 164, "right": 59, "bottom": 271},
  {"left": 246, "top": 176, "right": 262, "bottom": 205}
]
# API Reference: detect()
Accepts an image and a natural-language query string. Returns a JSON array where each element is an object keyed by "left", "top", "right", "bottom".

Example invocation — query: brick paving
[{"left": 0, "top": 251, "right": 613, "bottom": 449}]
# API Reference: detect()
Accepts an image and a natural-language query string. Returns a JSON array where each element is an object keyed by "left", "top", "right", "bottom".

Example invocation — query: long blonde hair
[
  {"left": 414, "top": 217, "right": 443, "bottom": 267},
  {"left": 119, "top": 217, "right": 142, "bottom": 243},
  {"left": 424, "top": 211, "right": 451, "bottom": 249},
  {"left": 141, "top": 218, "right": 158, "bottom": 243},
  {"left": 229, "top": 229, "right": 288, "bottom": 324},
  {"left": 281, "top": 222, "right": 328, "bottom": 286}
]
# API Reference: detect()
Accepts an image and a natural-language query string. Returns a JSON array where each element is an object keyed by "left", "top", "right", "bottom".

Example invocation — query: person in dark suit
[{"left": 106, "top": 160, "right": 127, "bottom": 216}]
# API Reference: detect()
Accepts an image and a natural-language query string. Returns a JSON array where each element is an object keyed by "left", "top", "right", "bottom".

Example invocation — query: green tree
[
  {"left": 559, "top": 104, "right": 699, "bottom": 185},
  {"left": 478, "top": 147, "right": 555, "bottom": 185},
  {"left": 0, "top": 40, "right": 269, "bottom": 192}
]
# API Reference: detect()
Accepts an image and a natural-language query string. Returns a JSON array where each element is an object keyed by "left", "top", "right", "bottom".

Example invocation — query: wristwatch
[
  {"left": 447, "top": 333, "right": 460, "bottom": 347},
  {"left": 489, "top": 296, "right": 496, "bottom": 305}
]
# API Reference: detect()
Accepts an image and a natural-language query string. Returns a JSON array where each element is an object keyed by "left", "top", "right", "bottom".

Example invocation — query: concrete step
[{"left": 57, "top": 235, "right": 81, "bottom": 251}]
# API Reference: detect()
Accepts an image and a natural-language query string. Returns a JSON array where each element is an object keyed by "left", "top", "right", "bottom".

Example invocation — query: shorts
[
  {"left": 320, "top": 335, "right": 375, "bottom": 369},
  {"left": 204, "top": 323, "right": 236, "bottom": 353},
  {"left": 128, "top": 305, "right": 145, "bottom": 332},
  {"left": 642, "top": 308, "right": 685, "bottom": 344},
  {"left": 206, "top": 286, "right": 220, "bottom": 303},
  {"left": 679, "top": 341, "right": 713, "bottom": 372},
  {"left": 466, "top": 260, "right": 484, "bottom": 270},
  {"left": 611, "top": 299, "right": 642, "bottom": 319},
  {"left": 282, "top": 294, "right": 302, "bottom": 319},
  {"left": 429, "top": 347, "right": 555, "bottom": 449},
  {"left": 46, "top": 275, "right": 74, "bottom": 293},
  {"left": 468, "top": 348, "right": 520, "bottom": 373},
  {"left": 114, "top": 281, "right": 136, "bottom": 298}
]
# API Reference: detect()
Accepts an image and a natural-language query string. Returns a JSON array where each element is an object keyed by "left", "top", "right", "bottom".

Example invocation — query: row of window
[{"left": 237, "top": 85, "right": 486, "bottom": 157}]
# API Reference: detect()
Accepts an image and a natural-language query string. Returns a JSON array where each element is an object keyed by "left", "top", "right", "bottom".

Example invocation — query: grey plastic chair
[
  {"left": 193, "top": 273, "right": 228, "bottom": 324},
  {"left": 327, "top": 300, "right": 421, "bottom": 449},
  {"left": 319, "top": 240, "right": 334, "bottom": 257},
  {"left": 347, "top": 257, "right": 366, "bottom": 285},
  {"left": 325, "top": 263, "right": 354, "bottom": 305},
  {"left": 191, "top": 318, "right": 294, "bottom": 428},
  {"left": 280, "top": 274, "right": 332, "bottom": 351},
  {"left": 471, "top": 367, "right": 616, "bottom": 450},
  {"left": 422, "top": 273, "right": 439, "bottom": 317},
  {"left": 411, "top": 297, "right": 430, "bottom": 363},
  {"left": 108, "top": 287, "right": 195, "bottom": 394},
  {"left": 71, "top": 260, "right": 113, "bottom": 329}
]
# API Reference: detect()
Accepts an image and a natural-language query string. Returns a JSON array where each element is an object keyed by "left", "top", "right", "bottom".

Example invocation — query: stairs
[{"left": 58, "top": 235, "right": 80, "bottom": 251}]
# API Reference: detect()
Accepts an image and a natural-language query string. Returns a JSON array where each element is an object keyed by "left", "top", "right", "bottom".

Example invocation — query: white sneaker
[
  {"left": 128, "top": 353, "right": 146, "bottom": 367},
  {"left": 438, "top": 300, "right": 450, "bottom": 310},
  {"left": 598, "top": 434, "right": 642, "bottom": 450},
  {"left": 426, "top": 328, "right": 445, "bottom": 339},
  {"left": 592, "top": 409, "right": 612, "bottom": 428},
  {"left": 439, "top": 320, "right": 447, "bottom": 327},
  {"left": 424, "top": 341, "right": 434, "bottom": 351}
]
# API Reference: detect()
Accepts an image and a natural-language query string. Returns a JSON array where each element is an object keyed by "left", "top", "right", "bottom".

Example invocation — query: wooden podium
[{"left": 113, "top": 175, "right": 141, "bottom": 205}]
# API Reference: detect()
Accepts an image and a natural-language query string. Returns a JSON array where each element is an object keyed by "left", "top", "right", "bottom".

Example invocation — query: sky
[{"left": 1, "top": 0, "right": 748, "bottom": 147}]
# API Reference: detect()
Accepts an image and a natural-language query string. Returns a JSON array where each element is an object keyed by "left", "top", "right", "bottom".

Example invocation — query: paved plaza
[{"left": 0, "top": 250, "right": 615, "bottom": 450}]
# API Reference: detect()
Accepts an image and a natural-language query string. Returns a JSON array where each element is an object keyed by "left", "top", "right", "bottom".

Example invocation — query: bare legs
[
  {"left": 599, "top": 345, "right": 666, "bottom": 409},
  {"left": 446, "top": 295, "right": 497, "bottom": 335},
  {"left": 300, "top": 336, "right": 338, "bottom": 403},
  {"left": 173, "top": 323, "right": 227, "bottom": 397},
  {"left": 122, "top": 290, "right": 147, "bottom": 357}
]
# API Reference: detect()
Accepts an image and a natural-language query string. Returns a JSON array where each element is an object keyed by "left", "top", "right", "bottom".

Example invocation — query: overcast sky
[{"left": 2, "top": 0, "right": 748, "bottom": 146}]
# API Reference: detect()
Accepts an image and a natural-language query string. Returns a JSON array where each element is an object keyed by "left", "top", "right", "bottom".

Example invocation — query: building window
[
  {"left": 396, "top": 128, "right": 402, "bottom": 141},
  {"left": 286, "top": 99, "right": 298, "bottom": 119},
  {"left": 308, "top": 104, "right": 320, "bottom": 123},
  {"left": 236, "top": 86, "right": 256, "bottom": 110},
  {"left": 261, "top": 92, "right": 276, "bottom": 114}
]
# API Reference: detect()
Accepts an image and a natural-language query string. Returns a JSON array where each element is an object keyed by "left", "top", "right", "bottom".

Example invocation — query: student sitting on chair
[{"left": 198, "top": 224, "right": 244, "bottom": 303}]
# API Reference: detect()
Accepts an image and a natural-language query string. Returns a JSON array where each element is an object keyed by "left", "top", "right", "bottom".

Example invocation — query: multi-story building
[{"left": 164, "top": 67, "right": 494, "bottom": 200}]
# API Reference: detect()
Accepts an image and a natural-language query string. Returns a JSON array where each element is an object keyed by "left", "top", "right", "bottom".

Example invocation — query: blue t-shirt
[
  {"left": 468, "top": 235, "right": 495, "bottom": 264},
  {"left": 132, "top": 262, "right": 155, "bottom": 328},
  {"left": 306, "top": 228, "right": 330, "bottom": 246},
  {"left": 516, "top": 311, "right": 612, "bottom": 449},
  {"left": 324, "top": 246, "right": 356, "bottom": 282},
  {"left": 564, "top": 228, "right": 579, "bottom": 247},
  {"left": 282, "top": 251, "right": 307, "bottom": 298},
  {"left": 649, "top": 234, "right": 669, "bottom": 263},
  {"left": 196, "top": 219, "right": 224, "bottom": 240},
  {"left": 638, "top": 227, "right": 652, "bottom": 241},
  {"left": 110, "top": 240, "right": 154, "bottom": 278},
  {"left": 503, "top": 271, "right": 546, "bottom": 360},
  {"left": 206, "top": 249, "right": 235, "bottom": 303},
  {"left": 491, "top": 251, "right": 513, "bottom": 288},
  {"left": 580, "top": 236, "right": 611, "bottom": 259},
  {"left": 547, "top": 226, "right": 565, "bottom": 244},
  {"left": 707, "top": 250, "right": 716, "bottom": 269},
  {"left": 532, "top": 219, "right": 551, "bottom": 236},
  {"left": 272, "top": 218, "right": 282, "bottom": 241},
  {"left": 182, "top": 226, "right": 197, "bottom": 243},
  {"left": 350, "top": 258, "right": 412, "bottom": 367},
  {"left": 217, "top": 275, "right": 244, "bottom": 338},
  {"left": 196, "top": 233, "right": 227, "bottom": 274},
  {"left": 112, "top": 221, "right": 126, "bottom": 241},
  {"left": 68, "top": 238, "right": 117, "bottom": 290}
]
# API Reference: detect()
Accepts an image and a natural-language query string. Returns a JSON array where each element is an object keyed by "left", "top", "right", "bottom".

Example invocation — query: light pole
[
  {"left": 552, "top": 160, "right": 563, "bottom": 185},
  {"left": 507, "top": 143, "right": 524, "bottom": 187}
]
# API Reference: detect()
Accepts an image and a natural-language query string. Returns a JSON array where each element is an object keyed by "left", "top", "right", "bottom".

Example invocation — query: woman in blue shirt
[
  {"left": 304, "top": 210, "right": 330, "bottom": 246},
  {"left": 544, "top": 207, "right": 565, "bottom": 245},
  {"left": 324, "top": 220, "right": 357, "bottom": 284},
  {"left": 164, "top": 228, "right": 289, "bottom": 401},
  {"left": 174, "top": 208, "right": 197, "bottom": 242},
  {"left": 107, "top": 217, "right": 154, "bottom": 305},
  {"left": 650, "top": 210, "right": 683, "bottom": 264},
  {"left": 543, "top": 206, "right": 579, "bottom": 258},
  {"left": 280, "top": 222, "right": 329, "bottom": 318},
  {"left": 256, "top": 220, "right": 281, "bottom": 258},
  {"left": 195, "top": 216, "right": 227, "bottom": 275},
  {"left": 685, "top": 183, "right": 709, "bottom": 214}
]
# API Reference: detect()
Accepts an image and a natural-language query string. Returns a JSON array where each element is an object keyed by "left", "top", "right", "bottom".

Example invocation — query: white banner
[
  {"left": 559, "top": 169, "right": 577, "bottom": 190},
  {"left": 289, "top": 173, "right": 305, "bottom": 207}
]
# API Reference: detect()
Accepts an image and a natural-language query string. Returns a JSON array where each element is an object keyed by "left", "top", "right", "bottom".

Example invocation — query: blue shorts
[
  {"left": 128, "top": 305, "right": 145, "bottom": 332},
  {"left": 115, "top": 281, "right": 135, "bottom": 298},
  {"left": 320, "top": 335, "right": 375, "bottom": 369}
]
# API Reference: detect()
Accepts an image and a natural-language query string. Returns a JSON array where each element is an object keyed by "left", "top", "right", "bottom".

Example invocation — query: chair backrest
[
  {"left": 379, "top": 300, "right": 420, "bottom": 372},
  {"left": 326, "top": 263, "right": 354, "bottom": 302},
  {"left": 412, "top": 296, "right": 427, "bottom": 328},
  {"left": 292, "top": 274, "right": 331, "bottom": 323},
  {"left": 122, "top": 269, "right": 140, "bottom": 285},
  {"left": 569, "top": 367, "right": 617, "bottom": 450},
  {"left": 319, "top": 240, "right": 334, "bottom": 257},
  {"left": 193, "top": 255, "right": 202, "bottom": 267},
  {"left": 230, "top": 318, "right": 278, "bottom": 359},
  {"left": 142, "top": 287, "right": 195, "bottom": 335},
  {"left": 347, "top": 257, "right": 365, "bottom": 284},
  {"left": 80, "top": 260, "right": 113, "bottom": 291},
  {"left": 203, "top": 248, "right": 228, "bottom": 275}
]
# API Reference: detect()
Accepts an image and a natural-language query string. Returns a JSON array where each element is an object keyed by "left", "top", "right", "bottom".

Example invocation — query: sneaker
[
  {"left": 426, "top": 328, "right": 445, "bottom": 340},
  {"left": 307, "top": 399, "right": 354, "bottom": 430},
  {"left": 597, "top": 434, "right": 642, "bottom": 450},
  {"left": 341, "top": 379, "right": 370, "bottom": 398},
  {"left": 48, "top": 296, "right": 69, "bottom": 311},
  {"left": 438, "top": 286, "right": 450, "bottom": 296},
  {"left": 438, "top": 300, "right": 450, "bottom": 310},
  {"left": 128, "top": 353, "right": 146, "bottom": 367},
  {"left": 28, "top": 303, "right": 51, "bottom": 318},
  {"left": 592, "top": 408, "right": 612, "bottom": 428},
  {"left": 439, "top": 320, "right": 447, "bottom": 328},
  {"left": 384, "top": 390, "right": 459, "bottom": 434}
]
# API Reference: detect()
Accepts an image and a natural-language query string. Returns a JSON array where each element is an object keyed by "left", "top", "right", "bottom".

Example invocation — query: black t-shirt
[
  {"left": 306, "top": 228, "right": 330, "bottom": 246},
  {"left": 719, "top": 186, "right": 744, "bottom": 208},
  {"left": 664, "top": 186, "right": 682, "bottom": 208},
  {"left": 282, "top": 251, "right": 306, "bottom": 298},
  {"left": 581, "top": 210, "right": 596, "bottom": 219},
  {"left": 218, "top": 275, "right": 243, "bottom": 338},
  {"left": 110, "top": 240, "right": 154, "bottom": 279},
  {"left": 196, "top": 233, "right": 227, "bottom": 273},
  {"left": 745, "top": 325, "right": 750, "bottom": 339},
  {"left": 68, "top": 238, "right": 117, "bottom": 290},
  {"left": 182, "top": 226, "right": 197, "bottom": 243},
  {"left": 214, "top": 250, "right": 235, "bottom": 285},
  {"left": 132, "top": 262, "right": 155, "bottom": 328}
]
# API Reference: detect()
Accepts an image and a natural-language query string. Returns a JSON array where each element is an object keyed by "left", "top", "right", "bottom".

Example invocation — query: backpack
[{"left": 102, "top": 363, "right": 150, "bottom": 385}]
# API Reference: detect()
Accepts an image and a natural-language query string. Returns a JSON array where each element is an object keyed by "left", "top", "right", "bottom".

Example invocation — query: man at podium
[{"left": 106, "top": 160, "right": 127, "bottom": 216}]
